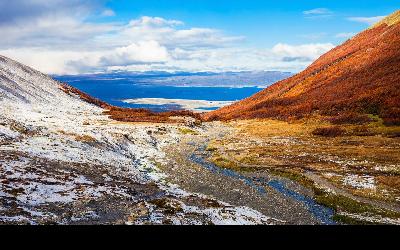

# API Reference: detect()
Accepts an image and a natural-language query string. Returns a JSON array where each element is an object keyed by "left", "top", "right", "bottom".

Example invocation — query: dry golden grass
[
  {"left": 75, "top": 134, "right": 97, "bottom": 143},
  {"left": 57, "top": 131, "right": 98, "bottom": 144},
  {"left": 57, "top": 130, "right": 75, "bottom": 136},
  {"left": 372, "top": 10, "right": 400, "bottom": 28},
  {"left": 231, "top": 118, "right": 328, "bottom": 138},
  {"left": 209, "top": 117, "right": 400, "bottom": 204},
  {"left": 377, "top": 176, "right": 400, "bottom": 190}
]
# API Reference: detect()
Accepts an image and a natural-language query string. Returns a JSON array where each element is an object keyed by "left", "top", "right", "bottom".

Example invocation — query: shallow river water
[{"left": 189, "top": 146, "right": 337, "bottom": 225}]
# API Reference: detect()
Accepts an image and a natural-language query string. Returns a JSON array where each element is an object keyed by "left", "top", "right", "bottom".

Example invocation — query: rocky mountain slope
[
  {"left": 204, "top": 10, "right": 400, "bottom": 125},
  {"left": 0, "top": 55, "right": 277, "bottom": 225}
]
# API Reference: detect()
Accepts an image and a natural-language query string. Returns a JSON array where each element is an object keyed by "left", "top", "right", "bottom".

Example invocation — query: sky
[{"left": 0, "top": 0, "right": 398, "bottom": 75}]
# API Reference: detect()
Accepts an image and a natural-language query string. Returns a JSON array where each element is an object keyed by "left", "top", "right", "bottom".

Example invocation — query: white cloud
[
  {"left": 101, "top": 43, "right": 334, "bottom": 74},
  {"left": 347, "top": 16, "right": 386, "bottom": 25},
  {"left": 99, "top": 41, "right": 169, "bottom": 66},
  {"left": 129, "top": 16, "right": 184, "bottom": 27},
  {"left": 0, "top": 48, "right": 90, "bottom": 75},
  {"left": 271, "top": 43, "right": 335, "bottom": 60},
  {"left": 0, "top": 17, "right": 116, "bottom": 50},
  {"left": 0, "top": 0, "right": 117, "bottom": 49},
  {"left": 303, "top": 8, "right": 333, "bottom": 18},
  {"left": 113, "top": 16, "right": 243, "bottom": 49},
  {"left": 335, "top": 32, "right": 356, "bottom": 39},
  {"left": 303, "top": 8, "right": 332, "bottom": 15},
  {"left": 0, "top": 1, "right": 337, "bottom": 75},
  {"left": 101, "top": 9, "right": 116, "bottom": 17},
  {"left": 1, "top": 40, "right": 335, "bottom": 75},
  {"left": 0, "top": 0, "right": 98, "bottom": 25}
]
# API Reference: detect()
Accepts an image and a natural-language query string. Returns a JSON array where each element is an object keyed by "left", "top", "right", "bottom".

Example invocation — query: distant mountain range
[
  {"left": 55, "top": 71, "right": 293, "bottom": 88},
  {"left": 204, "top": 10, "right": 400, "bottom": 126}
]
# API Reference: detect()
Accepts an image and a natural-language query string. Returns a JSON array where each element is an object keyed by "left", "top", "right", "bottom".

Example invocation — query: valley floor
[
  {"left": 175, "top": 118, "right": 400, "bottom": 225},
  {"left": 1, "top": 54, "right": 399, "bottom": 225},
  {"left": 1, "top": 106, "right": 400, "bottom": 224},
  {"left": 0, "top": 102, "right": 276, "bottom": 225}
]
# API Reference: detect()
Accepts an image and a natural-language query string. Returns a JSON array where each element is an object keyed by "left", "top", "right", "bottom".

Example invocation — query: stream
[{"left": 189, "top": 145, "right": 337, "bottom": 225}]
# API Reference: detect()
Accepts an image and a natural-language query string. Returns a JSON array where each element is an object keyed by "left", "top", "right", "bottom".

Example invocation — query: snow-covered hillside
[{"left": 0, "top": 55, "right": 277, "bottom": 225}]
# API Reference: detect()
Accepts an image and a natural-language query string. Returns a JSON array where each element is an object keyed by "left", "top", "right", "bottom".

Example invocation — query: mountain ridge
[
  {"left": 203, "top": 10, "right": 400, "bottom": 126},
  {"left": 372, "top": 10, "right": 400, "bottom": 28}
]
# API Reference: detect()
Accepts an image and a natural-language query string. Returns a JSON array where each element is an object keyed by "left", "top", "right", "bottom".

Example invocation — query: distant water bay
[{"left": 56, "top": 77, "right": 262, "bottom": 112}]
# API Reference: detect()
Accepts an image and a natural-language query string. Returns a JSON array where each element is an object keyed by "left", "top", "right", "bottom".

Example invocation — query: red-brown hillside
[
  {"left": 204, "top": 10, "right": 400, "bottom": 125},
  {"left": 60, "top": 83, "right": 201, "bottom": 123}
]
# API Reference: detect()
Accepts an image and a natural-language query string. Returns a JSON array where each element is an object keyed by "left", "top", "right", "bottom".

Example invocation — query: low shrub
[
  {"left": 380, "top": 108, "right": 400, "bottom": 126},
  {"left": 383, "top": 118, "right": 400, "bottom": 126},
  {"left": 385, "top": 132, "right": 400, "bottom": 138},
  {"left": 328, "top": 112, "right": 372, "bottom": 125},
  {"left": 312, "top": 126, "right": 345, "bottom": 137},
  {"left": 352, "top": 126, "right": 376, "bottom": 136}
]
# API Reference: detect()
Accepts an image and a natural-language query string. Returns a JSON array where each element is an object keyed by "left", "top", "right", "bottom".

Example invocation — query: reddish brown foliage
[
  {"left": 60, "top": 83, "right": 110, "bottom": 109},
  {"left": 104, "top": 106, "right": 201, "bottom": 123},
  {"left": 60, "top": 83, "right": 202, "bottom": 123},
  {"left": 203, "top": 14, "right": 400, "bottom": 126},
  {"left": 352, "top": 126, "right": 376, "bottom": 136},
  {"left": 383, "top": 118, "right": 400, "bottom": 126},
  {"left": 380, "top": 106, "right": 400, "bottom": 126},
  {"left": 312, "top": 127, "right": 345, "bottom": 137},
  {"left": 327, "top": 112, "right": 372, "bottom": 125}
]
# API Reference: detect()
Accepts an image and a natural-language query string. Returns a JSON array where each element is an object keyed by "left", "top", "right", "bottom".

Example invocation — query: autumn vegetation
[
  {"left": 60, "top": 83, "right": 202, "bottom": 123},
  {"left": 203, "top": 11, "right": 400, "bottom": 126},
  {"left": 206, "top": 117, "right": 400, "bottom": 224},
  {"left": 327, "top": 112, "right": 372, "bottom": 125},
  {"left": 311, "top": 126, "right": 345, "bottom": 137}
]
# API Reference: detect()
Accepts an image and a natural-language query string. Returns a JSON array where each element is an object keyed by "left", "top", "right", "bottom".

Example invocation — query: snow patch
[{"left": 343, "top": 174, "right": 376, "bottom": 190}]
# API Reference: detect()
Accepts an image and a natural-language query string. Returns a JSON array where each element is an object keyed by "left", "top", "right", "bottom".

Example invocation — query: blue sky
[
  {"left": 0, "top": 0, "right": 398, "bottom": 74},
  {"left": 104, "top": 0, "right": 398, "bottom": 46}
]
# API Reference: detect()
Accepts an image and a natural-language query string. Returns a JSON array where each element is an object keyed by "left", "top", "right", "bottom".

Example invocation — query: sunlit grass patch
[
  {"left": 312, "top": 126, "right": 346, "bottom": 137},
  {"left": 314, "top": 190, "right": 400, "bottom": 224},
  {"left": 206, "top": 145, "right": 218, "bottom": 152},
  {"left": 178, "top": 127, "right": 199, "bottom": 135},
  {"left": 328, "top": 112, "right": 373, "bottom": 125},
  {"left": 75, "top": 134, "right": 97, "bottom": 143},
  {"left": 206, "top": 117, "right": 400, "bottom": 223},
  {"left": 270, "top": 168, "right": 316, "bottom": 189},
  {"left": 211, "top": 155, "right": 239, "bottom": 170}
]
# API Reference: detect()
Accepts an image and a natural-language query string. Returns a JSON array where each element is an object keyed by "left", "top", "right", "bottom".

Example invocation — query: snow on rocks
[
  {"left": 343, "top": 174, "right": 376, "bottom": 190},
  {"left": 127, "top": 198, "right": 279, "bottom": 225},
  {"left": 0, "top": 55, "right": 278, "bottom": 224},
  {"left": 0, "top": 125, "right": 20, "bottom": 139},
  {"left": 338, "top": 212, "right": 400, "bottom": 225}
]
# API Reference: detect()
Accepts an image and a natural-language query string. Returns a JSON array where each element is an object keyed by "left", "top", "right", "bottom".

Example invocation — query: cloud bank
[{"left": 0, "top": 1, "right": 335, "bottom": 75}]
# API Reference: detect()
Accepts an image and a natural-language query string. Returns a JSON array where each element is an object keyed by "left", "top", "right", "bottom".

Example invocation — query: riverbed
[{"left": 160, "top": 122, "right": 337, "bottom": 225}]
